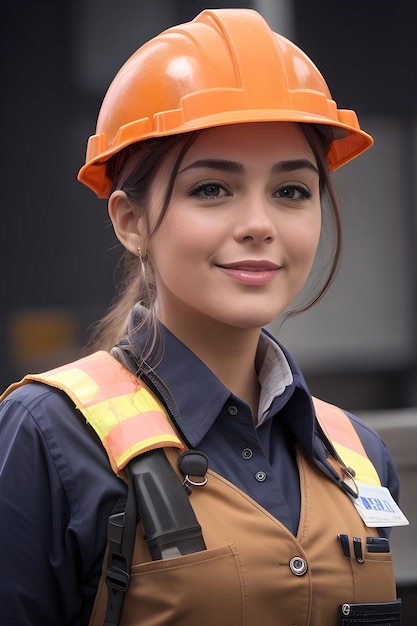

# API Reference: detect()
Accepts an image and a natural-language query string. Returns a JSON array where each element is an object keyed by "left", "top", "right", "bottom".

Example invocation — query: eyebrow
[
  {"left": 178, "top": 159, "right": 244, "bottom": 175},
  {"left": 272, "top": 159, "right": 319, "bottom": 176},
  {"left": 178, "top": 158, "right": 319, "bottom": 176}
]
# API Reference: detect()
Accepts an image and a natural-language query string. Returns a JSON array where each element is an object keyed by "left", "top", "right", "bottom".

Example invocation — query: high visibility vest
[
  {"left": 3, "top": 350, "right": 380, "bottom": 486},
  {"left": 3, "top": 351, "right": 397, "bottom": 626}
]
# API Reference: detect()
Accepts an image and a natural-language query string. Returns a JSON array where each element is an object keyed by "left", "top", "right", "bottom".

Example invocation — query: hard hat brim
[{"left": 78, "top": 113, "right": 372, "bottom": 199}]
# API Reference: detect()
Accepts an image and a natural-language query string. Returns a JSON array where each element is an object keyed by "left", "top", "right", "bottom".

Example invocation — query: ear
[{"left": 108, "top": 190, "right": 147, "bottom": 255}]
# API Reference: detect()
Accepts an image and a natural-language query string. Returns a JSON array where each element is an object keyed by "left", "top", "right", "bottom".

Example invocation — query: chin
[{"left": 222, "top": 312, "right": 280, "bottom": 330}]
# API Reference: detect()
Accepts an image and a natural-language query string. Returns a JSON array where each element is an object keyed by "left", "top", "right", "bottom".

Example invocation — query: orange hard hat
[{"left": 78, "top": 8, "right": 373, "bottom": 198}]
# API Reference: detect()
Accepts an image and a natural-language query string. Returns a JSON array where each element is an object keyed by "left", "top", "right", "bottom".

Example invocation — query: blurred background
[{"left": 1, "top": 0, "right": 416, "bottom": 620}]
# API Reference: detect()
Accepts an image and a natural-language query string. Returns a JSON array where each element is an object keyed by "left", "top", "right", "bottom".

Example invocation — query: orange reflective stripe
[
  {"left": 11, "top": 351, "right": 184, "bottom": 475},
  {"left": 102, "top": 410, "right": 183, "bottom": 470},
  {"left": 36, "top": 350, "right": 143, "bottom": 406},
  {"left": 313, "top": 397, "right": 381, "bottom": 486},
  {"left": 1, "top": 352, "right": 380, "bottom": 487}
]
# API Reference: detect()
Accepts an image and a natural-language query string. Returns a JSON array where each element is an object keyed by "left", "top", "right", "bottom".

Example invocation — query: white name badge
[{"left": 353, "top": 481, "right": 409, "bottom": 527}]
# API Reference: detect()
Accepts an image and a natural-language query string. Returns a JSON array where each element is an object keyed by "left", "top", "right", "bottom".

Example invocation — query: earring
[
  {"left": 137, "top": 245, "right": 147, "bottom": 258},
  {"left": 137, "top": 246, "right": 147, "bottom": 279},
  {"left": 137, "top": 245, "right": 153, "bottom": 307}
]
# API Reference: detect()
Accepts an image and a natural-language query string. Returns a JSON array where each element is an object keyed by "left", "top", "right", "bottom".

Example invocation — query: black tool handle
[{"left": 128, "top": 449, "right": 206, "bottom": 560}]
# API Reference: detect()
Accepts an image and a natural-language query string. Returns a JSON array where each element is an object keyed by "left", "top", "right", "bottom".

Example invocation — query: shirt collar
[
  {"left": 149, "top": 325, "right": 305, "bottom": 443},
  {"left": 256, "top": 332, "right": 293, "bottom": 425},
  {"left": 126, "top": 311, "right": 316, "bottom": 452}
]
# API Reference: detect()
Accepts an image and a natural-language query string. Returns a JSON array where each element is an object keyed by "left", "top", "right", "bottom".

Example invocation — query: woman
[{"left": 0, "top": 8, "right": 405, "bottom": 626}]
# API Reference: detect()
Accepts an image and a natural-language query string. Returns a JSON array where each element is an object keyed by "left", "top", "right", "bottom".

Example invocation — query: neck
[{"left": 158, "top": 310, "right": 262, "bottom": 419}]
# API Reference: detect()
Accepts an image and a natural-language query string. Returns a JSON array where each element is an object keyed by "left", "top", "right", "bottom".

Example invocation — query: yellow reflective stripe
[
  {"left": 113, "top": 434, "right": 184, "bottom": 471},
  {"left": 333, "top": 442, "right": 381, "bottom": 486},
  {"left": 84, "top": 390, "right": 171, "bottom": 438},
  {"left": 41, "top": 368, "right": 100, "bottom": 404},
  {"left": 20, "top": 369, "right": 101, "bottom": 412},
  {"left": 13, "top": 357, "right": 185, "bottom": 475}
]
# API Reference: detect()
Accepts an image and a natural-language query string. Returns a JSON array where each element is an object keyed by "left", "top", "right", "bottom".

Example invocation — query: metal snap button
[
  {"left": 255, "top": 470, "right": 267, "bottom": 482},
  {"left": 242, "top": 448, "right": 253, "bottom": 459},
  {"left": 228, "top": 405, "right": 238, "bottom": 415},
  {"left": 289, "top": 556, "right": 308, "bottom": 576}
]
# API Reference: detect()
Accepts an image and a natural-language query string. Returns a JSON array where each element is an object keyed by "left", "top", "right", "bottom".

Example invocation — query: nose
[{"left": 234, "top": 196, "right": 276, "bottom": 244}]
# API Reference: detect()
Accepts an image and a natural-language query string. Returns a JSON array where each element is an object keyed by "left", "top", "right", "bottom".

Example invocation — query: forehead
[{"left": 180, "top": 122, "right": 317, "bottom": 167}]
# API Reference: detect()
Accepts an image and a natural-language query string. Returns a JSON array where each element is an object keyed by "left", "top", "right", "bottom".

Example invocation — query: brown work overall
[{"left": 90, "top": 446, "right": 397, "bottom": 626}]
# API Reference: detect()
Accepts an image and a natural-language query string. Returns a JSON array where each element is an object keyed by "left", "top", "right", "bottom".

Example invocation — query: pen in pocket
[
  {"left": 353, "top": 537, "right": 364, "bottom": 563},
  {"left": 337, "top": 533, "right": 350, "bottom": 558}
]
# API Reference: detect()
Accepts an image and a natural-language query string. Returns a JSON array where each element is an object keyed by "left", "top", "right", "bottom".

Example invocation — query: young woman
[{"left": 0, "top": 8, "right": 405, "bottom": 626}]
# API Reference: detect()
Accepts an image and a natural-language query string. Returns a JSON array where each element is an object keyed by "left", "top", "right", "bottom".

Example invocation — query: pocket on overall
[
  {"left": 123, "top": 543, "right": 246, "bottom": 626},
  {"left": 337, "top": 599, "right": 402, "bottom": 625}
]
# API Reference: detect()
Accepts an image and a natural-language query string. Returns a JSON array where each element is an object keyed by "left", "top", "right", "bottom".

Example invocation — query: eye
[
  {"left": 189, "top": 182, "right": 229, "bottom": 200},
  {"left": 276, "top": 184, "right": 312, "bottom": 200}
]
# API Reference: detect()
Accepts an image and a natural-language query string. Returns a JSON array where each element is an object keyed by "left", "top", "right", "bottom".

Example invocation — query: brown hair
[
  {"left": 287, "top": 123, "right": 343, "bottom": 317},
  {"left": 86, "top": 124, "right": 343, "bottom": 361},
  {"left": 85, "top": 132, "right": 200, "bottom": 361}
]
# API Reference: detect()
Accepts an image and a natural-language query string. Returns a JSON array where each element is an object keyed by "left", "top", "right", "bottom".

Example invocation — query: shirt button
[
  {"left": 242, "top": 448, "right": 253, "bottom": 459},
  {"left": 228, "top": 405, "right": 238, "bottom": 415},
  {"left": 289, "top": 557, "right": 308, "bottom": 576},
  {"left": 255, "top": 471, "right": 267, "bottom": 482}
]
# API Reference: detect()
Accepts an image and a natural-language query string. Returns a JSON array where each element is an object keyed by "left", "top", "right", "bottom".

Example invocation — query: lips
[
  {"left": 216, "top": 260, "right": 281, "bottom": 285},
  {"left": 219, "top": 260, "right": 280, "bottom": 271}
]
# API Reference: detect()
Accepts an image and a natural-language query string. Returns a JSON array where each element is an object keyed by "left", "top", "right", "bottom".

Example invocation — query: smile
[{"left": 217, "top": 260, "right": 281, "bottom": 286}]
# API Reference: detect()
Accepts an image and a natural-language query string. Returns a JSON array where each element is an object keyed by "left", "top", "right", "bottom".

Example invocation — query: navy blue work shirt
[{"left": 0, "top": 324, "right": 399, "bottom": 626}]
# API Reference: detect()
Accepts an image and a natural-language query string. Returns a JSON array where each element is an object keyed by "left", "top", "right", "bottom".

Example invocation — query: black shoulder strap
[
  {"left": 101, "top": 343, "right": 207, "bottom": 625},
  {"left": 103, "top": 469, "right": 138, "bottom": 626},
  {"left": 103, "top": 449, "right": 206, "bottom": 625}
]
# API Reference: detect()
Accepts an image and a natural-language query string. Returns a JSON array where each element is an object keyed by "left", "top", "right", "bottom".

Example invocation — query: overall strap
[
  {"left": 2, "top": 354, "right": 380, "bottom": 486},
  {"left": 2, "top": 354, "right": 380, "bottom": 487},
  {"left": 4, "top": 350, "right": 185, "bottom": 476},
  {"left": 313, "top": 396, "right": 381, "bottom": 486}
]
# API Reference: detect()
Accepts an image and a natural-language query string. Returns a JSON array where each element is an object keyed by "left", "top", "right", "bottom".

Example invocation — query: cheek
[
  {"left": 289, "top": 213, "right": 322, "bottom": 266},
  {"left": 148, "top": 218, "right": 205, "bottom": 281}
]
